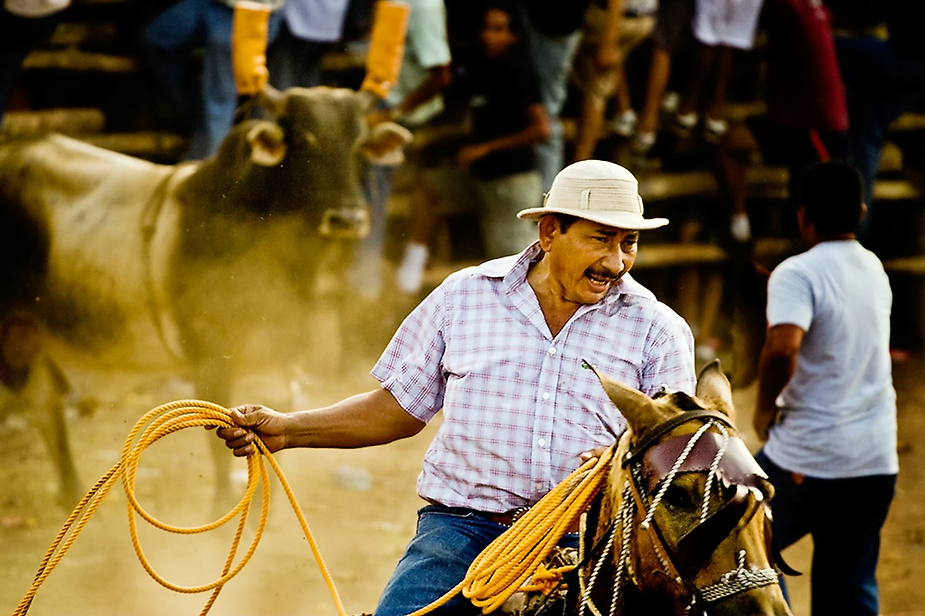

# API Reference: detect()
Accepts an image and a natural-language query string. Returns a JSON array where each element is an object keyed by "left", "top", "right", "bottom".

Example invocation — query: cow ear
[
  {"left": 695, "top": 359, "right": 736, "bottom": 422},
  {"left": 360, "top": 121, "right": 413, "bottom": 166},
  {"left": 247, "top": 121, "right": 287, "bottom": 167}
]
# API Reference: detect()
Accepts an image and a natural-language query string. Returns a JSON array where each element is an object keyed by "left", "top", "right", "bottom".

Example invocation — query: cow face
[{"left": 247, "top": 86, "right": 412, "bottom": 239}]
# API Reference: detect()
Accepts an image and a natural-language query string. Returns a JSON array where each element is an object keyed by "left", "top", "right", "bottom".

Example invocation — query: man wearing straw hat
[{"left": 216, "top": 159, "right": 696, "bottom": 615}]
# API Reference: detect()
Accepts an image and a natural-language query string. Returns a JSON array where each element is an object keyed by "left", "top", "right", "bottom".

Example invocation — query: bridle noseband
[{"left": 578, "top": 409, "right": 782, "bottom": 616}]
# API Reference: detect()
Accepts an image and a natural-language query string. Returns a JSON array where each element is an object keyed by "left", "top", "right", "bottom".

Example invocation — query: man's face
[
  {"left": 543, "top": 217, "right": 639, "bottom": 305},
  {"left": 480, "top": 8, "right": 518, "bottom": 58}
]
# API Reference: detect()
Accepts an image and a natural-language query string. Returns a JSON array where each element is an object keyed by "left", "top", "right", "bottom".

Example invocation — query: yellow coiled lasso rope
[{"left": 13, "top": 400, "right": 616, "bottom": 616}]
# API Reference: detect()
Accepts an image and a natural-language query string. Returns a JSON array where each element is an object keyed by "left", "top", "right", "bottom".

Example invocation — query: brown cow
[{"left": 0, "top": 86, "right": 411, "bottom": 508}]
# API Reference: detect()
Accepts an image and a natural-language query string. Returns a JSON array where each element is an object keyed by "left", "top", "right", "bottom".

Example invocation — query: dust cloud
[
  {"left": 1, "top": 239, "right": 423, "bottom": 616},
  {"left": 3, "top": 252, "right": 925, "bottom": 614}
]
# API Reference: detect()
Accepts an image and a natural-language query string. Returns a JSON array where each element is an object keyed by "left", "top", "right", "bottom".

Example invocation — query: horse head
[{"left": 581, "top": 360, "right": 793, "bottom": 616}]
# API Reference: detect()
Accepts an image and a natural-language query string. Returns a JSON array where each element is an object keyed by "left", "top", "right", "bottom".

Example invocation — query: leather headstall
[{"left": 625, "top": 410, "right": 772, "bottom": 572}]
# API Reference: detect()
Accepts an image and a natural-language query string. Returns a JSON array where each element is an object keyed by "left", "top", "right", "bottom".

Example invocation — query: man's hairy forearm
[{"left": 284, "top": 388, "right": 426, "bottom": 449}]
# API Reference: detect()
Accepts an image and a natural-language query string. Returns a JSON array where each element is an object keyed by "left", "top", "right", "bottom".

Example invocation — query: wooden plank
[
  {"left": 875, "top": 178, "right": 921, "bottom": 200},
  {"left": 884, "top": 256, "right": 925, "bottom": 276},
  {"left": 1, "top": 108, "right": 105, "bottom": 137},
  {"left": 22, "top": 48, "right": 137, "bottom": 72},
  {"left": 420, "top": 242, "right": 728, "bottom": 289},
  {"left": 639, "top": 171, "right": 718, "bottom": 201},
  {"left": 890, "top": 113, "right": 925, "bottom": 132},
  {"left": 633, "top": 243, "right": 728, "bottom": 269},
  {"left": 752, "top": 237, "right": 801, "bottom": 266},
  {"left": 880, "top": 141, "right": 903, "bottom": 173},
  {"left": 48, "top": 23, "right": 118, "bottom": 48},
  {"left": 320, "top": 48, "right": 367, "bottom": 73}
]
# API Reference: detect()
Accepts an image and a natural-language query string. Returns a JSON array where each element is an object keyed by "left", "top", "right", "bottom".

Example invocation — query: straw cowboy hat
[{"left": 517, "top": 160, "right": 668, "bottom": 230}]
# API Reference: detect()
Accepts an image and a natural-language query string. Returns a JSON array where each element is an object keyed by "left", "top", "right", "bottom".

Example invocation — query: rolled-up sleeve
[
  {"left": 372, "top": 286, "right": 449, "bottom": 423},
  {"left": 640, "top": 309, "right": 697, "bottom": 396}
]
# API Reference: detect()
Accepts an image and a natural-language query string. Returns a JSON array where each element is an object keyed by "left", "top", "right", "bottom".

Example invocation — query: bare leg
[
  {"left": 574, "top": 89, "right": 609, "bottom": 161},
  {"left": 706, "top": 45, "right": 732, "bottom": 123},
  {"left": 697, "top": 270, "right": 724, "bottom": 348},
  {"left": 678, "top": 43, "right": 717, "bottom": 118},
  {"left": 614, "top": 72, "right": 632, "bottom": 115},
  {"left": 676, "top": 220, "right": 703, "bottom": 337},
  {"left": 635, "top": 45, "right": 672, "bottom": 150},
  {"left": 717, "top": 122, "right": 757, "bottom": 241},
  {"left": 396, "top": 178, "right": 443, "bottom": 295}
]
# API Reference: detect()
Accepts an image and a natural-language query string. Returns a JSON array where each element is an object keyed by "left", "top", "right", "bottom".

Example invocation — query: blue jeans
[
  {"left": 375, "top": 504, "right": 579, "bottom": 616},
  {"left": 520, "top": 12, "right": 582, "bottom": 193},
  {"left": 267, "top": 21, "right": 328, "bottom": 90},
  {"left": 754, "top": 449, "right": 896, "bottom": 616},
  {"left": 140, "top": 0, "right": 281, "bottom": 160},
  {"left": 834, "top": 35, "right": 925, "bottom": 245},
  {"left": 349, "top": 157, "right": 395, "bottom": 299}
]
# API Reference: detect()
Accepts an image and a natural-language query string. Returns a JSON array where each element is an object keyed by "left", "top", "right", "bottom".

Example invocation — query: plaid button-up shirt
[{"left": 372, "top": 243, "right": 696, "bottom": 512}]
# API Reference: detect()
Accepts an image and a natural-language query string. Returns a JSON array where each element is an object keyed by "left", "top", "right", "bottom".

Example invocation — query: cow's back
[{"left": 0, "top": 135, "right": 191, "bottom": 368}]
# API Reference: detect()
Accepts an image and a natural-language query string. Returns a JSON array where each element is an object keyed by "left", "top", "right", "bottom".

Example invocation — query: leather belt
[
  {"left": 480, "top": 506, "right": 581, "bottom": 533},
  {"left": 480, "top": 506, "right": 532, "bottom": 527}
]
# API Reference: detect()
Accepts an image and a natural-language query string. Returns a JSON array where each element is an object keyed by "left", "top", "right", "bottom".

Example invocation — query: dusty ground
[{"left": 1, "top": 328, "right": 923, "bottom": 616}]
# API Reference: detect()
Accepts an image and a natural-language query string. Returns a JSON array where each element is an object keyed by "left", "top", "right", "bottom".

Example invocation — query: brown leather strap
[{"left": 622, "top": 410, "right": 735, "bottom": 468}]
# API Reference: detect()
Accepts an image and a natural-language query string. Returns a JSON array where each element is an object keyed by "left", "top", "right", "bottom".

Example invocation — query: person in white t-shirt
[
  {"left": 754, "top": 160, "right": 898, "bottom": 616},
  {"left": 0, "top": 0, "right": 70, "bottom": 123}
]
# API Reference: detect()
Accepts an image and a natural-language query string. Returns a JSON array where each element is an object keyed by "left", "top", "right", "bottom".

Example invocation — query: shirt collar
[{"left": 472, "top": 242, "right": 657, "bottom": 306}]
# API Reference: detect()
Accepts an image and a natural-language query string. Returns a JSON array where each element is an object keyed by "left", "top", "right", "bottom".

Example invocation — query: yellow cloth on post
[
  {"left": 232, "top": 1, "right": 273, "bottom": 96},
  {"left": 360, "top": 1, "right": 411, "bottom": 99}
]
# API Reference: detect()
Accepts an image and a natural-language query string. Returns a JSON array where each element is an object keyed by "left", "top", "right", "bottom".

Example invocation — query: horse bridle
[{"left": 578, "top": 408, "right": 783, "bottom": 616}]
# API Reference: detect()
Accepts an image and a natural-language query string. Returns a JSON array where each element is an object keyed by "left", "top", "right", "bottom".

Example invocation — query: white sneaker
[
  {"left": 395, "top": 243, "right": 429, "bottom": 295},
  {"left": 703, "top": 116, "right": 729, "bottom": 143},
  {"left": 632, "top": 131, "right": 656, "bottom": 155},
  {"left": 661, "top": 91, "right": 680, "bottom": 115},
  {"left": 730, "top": 212, "right": 752, "bottom": 243},
  {"left": 609, "top": 110, "right": 638, "bottom": 138}
]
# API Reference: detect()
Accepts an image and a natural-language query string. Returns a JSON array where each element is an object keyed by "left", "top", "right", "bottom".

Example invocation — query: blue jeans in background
[
  {"left": 140, "top": 0, "right": 281, "bottom": 160},
  {"left": 519, "top": 12, "right": 582, "bottom": 193},
  {"left": 754, "top": 449, "right": 896, "bottom": 616},
  {"left": 375, "top": 504, "right": 579, "bottom": 616}
]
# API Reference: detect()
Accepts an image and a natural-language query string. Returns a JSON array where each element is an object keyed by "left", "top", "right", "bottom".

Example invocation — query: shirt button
[
  {"left": 542, "top": 392, "right": 550, "bottom": 400},
  {"left": 548, "top": 346, "right": 557, "bottom": 355},
  {"left": 538, "top": 438, "right": 546, "bottom": 447},
  {"left": 535, "top": 481, "right": 544, "bottom": 490}
]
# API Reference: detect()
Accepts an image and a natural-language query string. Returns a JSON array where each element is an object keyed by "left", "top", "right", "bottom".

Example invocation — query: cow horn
[
  {"left": 356, "top": 88, "right": 378, "bottom": 113},
  {"left": 259, "top": 84, "right": 288, "bottom": 117},
  {"left": 246, "top": 121, "right": 287, "bottom": 167},
  {"left": 694, "top": 359, "right": 736, "bottom": 422}
]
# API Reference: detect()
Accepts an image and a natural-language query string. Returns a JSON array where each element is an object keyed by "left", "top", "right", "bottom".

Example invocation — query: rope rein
[{"left": 14, "top": 400, "right": 617, "bottom": 616}]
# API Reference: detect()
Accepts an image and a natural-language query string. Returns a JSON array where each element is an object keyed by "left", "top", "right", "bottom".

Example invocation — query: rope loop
[
  {"left": 14, "top": 401, "right": 617, "bottom": 616},
  {"left": 13, "top": 400, "right": 348, "bottom": 616}
]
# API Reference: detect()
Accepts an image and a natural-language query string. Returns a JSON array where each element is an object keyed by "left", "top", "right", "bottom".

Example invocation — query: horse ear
[
  {"left": 695, "top": 359, "right": 736, "bottom": 422},
  {"left": 588, "top": 364, "right": 673, "bottom": 433}
]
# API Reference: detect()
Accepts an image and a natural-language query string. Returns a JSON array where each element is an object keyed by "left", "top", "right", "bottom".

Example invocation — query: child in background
[{"left": 395, "top": 0, "right": 551, "bottom": 295}]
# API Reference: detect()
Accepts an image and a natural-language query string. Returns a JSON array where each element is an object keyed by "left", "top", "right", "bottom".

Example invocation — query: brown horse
[{"left": 574, "top": 361, "right": 793, "bottom": 616}]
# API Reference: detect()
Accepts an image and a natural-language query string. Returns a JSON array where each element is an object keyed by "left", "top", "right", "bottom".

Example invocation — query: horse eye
[{"left": 662, "top": 482, "right": 697, "bottom": 510}]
